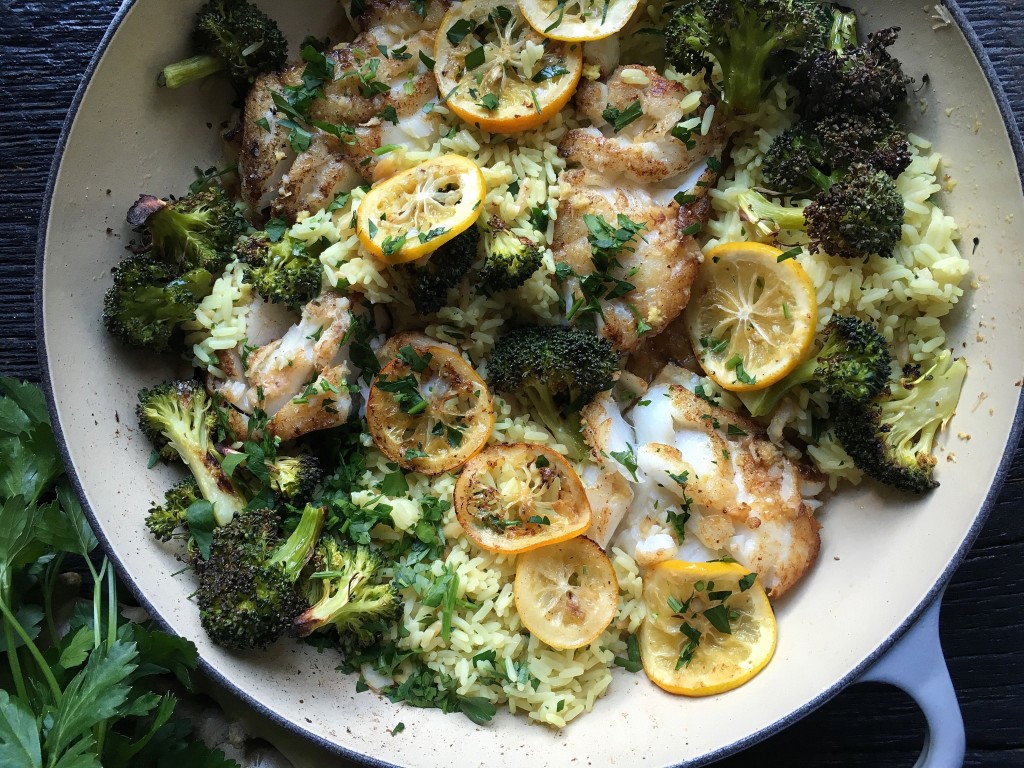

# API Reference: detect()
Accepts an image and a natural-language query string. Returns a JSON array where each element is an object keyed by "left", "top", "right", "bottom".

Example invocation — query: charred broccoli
[
  {"left": 738, "top": 164, "right": 905, "bottom": 258},
  {"left": 488, "top": 325, "right": 619, "bottom": 459},
  {"left": 222, "top": 450, "right": 324, "bottom": 506},
  {"left": 267, "top": 454, "right": 323, "bottom": 503},
  {"left": 833, "top": 351, "right": 967, "bottom": 493},
  {"left": 664, "top": 0, "right": 834, "bottom": 115},
  {"left": 194, "top": 503, "right": 325, "bottom": 649},
  {"left": 806, "top": 164, "right": 905, "bottom": 258},
  {"left": 158, "top": 0, "right": 288, "bottom": 92},
  {"left": 146, "top": 478, "right": 201, "bottom": 542},
  {"left": 398, "top": 226, "right": 480, "bottom": 314},
  {"left": 761, "top": 110, "right": 911, "bottom": 194},
  {"left": 799, "top": 26, "right": 911, "bottom": 119},
  {"left": 136, "top": 380, "right": 246, "bottom": 527},
  {"left": 479, "top": 219, "right": 543, "bottom": 295},
  {"left": 293, "top": 538, "right": 397, "bottom": 641},
  {"left": 235, "top": 229, "right": 324, "bottom": 306},
  {"left": 105, "top": 186, "right": 248, "bottom": 351},
  {"left": 742, "top": 315, "right": 893, "bottom": 417},
  {"left": 127, "top": 186, "right": 249, "bottom": 273},
  {"left": 103, "top": 254, "right": 214, "bottom": 352}
]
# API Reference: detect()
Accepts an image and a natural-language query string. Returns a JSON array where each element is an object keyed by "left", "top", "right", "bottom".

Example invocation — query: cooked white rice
[{"left": 185, "top": 260, "right": 251, "bottom": 376}]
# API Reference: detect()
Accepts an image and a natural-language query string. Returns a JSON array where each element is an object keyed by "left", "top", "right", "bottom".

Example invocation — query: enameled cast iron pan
[{"left": 37, "top": 1, "right": 1024, "bottom": 765}]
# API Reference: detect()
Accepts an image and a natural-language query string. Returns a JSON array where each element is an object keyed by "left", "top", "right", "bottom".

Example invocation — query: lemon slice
[
  {"left": 683, "top": 241, "right": 817, "bottom": 392},
  {"left": 515, "top": 537, "right": 618, "bottom": 650},
  {"left": 639, "top": 560, "right": 776, "bottom": 696},
  {"left": 357, "top": 155, "right": 486, "bottom": 264},
  {"left": 455, "top": 443, "right": 592, "bottom": 554},
  {"left": 434, "top": 0, "right": 583, "bottom": 134},
  {"left": 518, "top": 0, "right": 640, "bottom": 42},
  {"left": 366, "top": 343, "right": 495, "bottom": 474}
]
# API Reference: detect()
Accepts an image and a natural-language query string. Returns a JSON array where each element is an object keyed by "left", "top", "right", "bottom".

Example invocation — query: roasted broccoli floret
[
  {"left": 833, "top": 351, "right": 967, "bottom": 493},
  {"left": 805, "top": 164, "right": 905, "bottom": 258},
  {"left": 799, "top": 26, "right": 911, "bottom": 119},
  {"left": 738, "top": 164, "right": 905, "bottom": 258},
  {"left": 158, "top": 0, "right": 288, "bottom": 92},
  {"left": 742, "top": 315, "right": 893, "bottom": 417},
  {"left": 127, "top": 186, "right": 249, "bottom": 273},
  {"left": 762, "top": 110, "right": 911, "bottom": 194},
  {"left": 267, "top": 454, "right": 323, "bottom": 503},
  {"left": 479, "top": 219, "right": 543, "bottom": 295},
  {"left": 146, "top": 478, "right": 201, "bottom": 542},
  {"left": 664, "top": 0, "right": 833, "bottom": 115},
  {"left": 488, "top": 325, "right": 619, "bottom": 459},
  {"left": 136, "top": 381, "right": 247, "bottom": 526},
  {"left": 194, "top": 503, "right": 325, "bottom": 649},
  {"left": 235, "top": 230, "right": 324, "bottom": 306},
  {"left": 398, "top": 226, "right": 480, "bottom": 314},
  {"left": 102, "top": 254, "right": 214, "bottom": 352},
  {"left": 293, "top": 538, "right": 396, "bottom": 641},
  {"left": 105, "top": 186, "right": 248, "bottom": 351}
]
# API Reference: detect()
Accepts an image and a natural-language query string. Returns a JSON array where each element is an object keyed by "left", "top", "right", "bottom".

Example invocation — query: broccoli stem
[
  {"left": 270, "top": 505, "right": 325, "bottom": 576},
  {"left": 827, "top": 11, "right": 859, "bottom": 53},
  {"left": 738, "top": 189, "right": 808, "bottom": 237},
  {"left": 804, "top": 165, "right": 835, "bottom": 192},
  {"left": 741, "top": 359, "right": 818, "bottom": 417},
  {"left": 158, "top": 54, "right": 226, "bottom": 88},
  {"left": 158, "top": 395, "right": 244, "bottom": 526},
  {"left": 181, "top": 445, "right": 243, "bottom": 528},
  {"left": 522, "top": 386, "right": 588, "bottom": 461},
  {"left": 878, "top": 356, "right": 967, "bottom": 460},
  {"left": 718, "top": 23, "right": 778, "bottom": 115}
]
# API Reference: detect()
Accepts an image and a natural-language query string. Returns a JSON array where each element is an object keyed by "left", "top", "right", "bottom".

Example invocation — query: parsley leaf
[{"left": 602, "top": 99, "right": 643, "bottom": 132}]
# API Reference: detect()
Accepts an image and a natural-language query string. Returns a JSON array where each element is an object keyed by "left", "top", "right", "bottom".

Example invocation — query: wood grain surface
[{"left": 1, "top": 1, "right": 1021, "bottom": 765}]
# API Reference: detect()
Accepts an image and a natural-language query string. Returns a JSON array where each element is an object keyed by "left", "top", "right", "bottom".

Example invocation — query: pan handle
[{"left": 857, "top": 589, "right": 965, "bottom": 768}]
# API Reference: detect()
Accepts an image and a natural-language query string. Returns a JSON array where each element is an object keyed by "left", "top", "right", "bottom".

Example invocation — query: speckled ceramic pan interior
[{"left": 37, "top": 1, "right": 1024, "bottom": 766}]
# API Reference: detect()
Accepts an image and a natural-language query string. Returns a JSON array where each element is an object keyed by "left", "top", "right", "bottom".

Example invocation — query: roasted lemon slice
[
  {"left": 639, "top": 560, "right": 776, "bottom": 696},
  {"left": 518, "top": 0, "right": 640, "bottom": 42},
  {"left": 683, "top": 242, "right": 817, "bottom": 392},
  {"left": 514, "top": 537, "right": 617, "bottom": 650},
  {"left": 366, "top": 343, "right": 494, "bottom": 474},
  {"left": 455, "top": 443, "right": 591, "bottom": 554},
  {"left": 434, "top": 0, "right": 583, "bottom": 133},
  {"left": 356, "top": 155, "right": 486, "bottom": 264}
]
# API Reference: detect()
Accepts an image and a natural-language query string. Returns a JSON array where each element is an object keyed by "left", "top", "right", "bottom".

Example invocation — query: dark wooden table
[{"left": 2, "top": 2, "right": 1022, "bottom": 765}]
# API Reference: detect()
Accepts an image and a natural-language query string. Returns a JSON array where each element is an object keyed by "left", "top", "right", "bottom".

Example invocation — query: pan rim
[{"left": 32, "top": 2, "right": 1024, "bottom": 765}]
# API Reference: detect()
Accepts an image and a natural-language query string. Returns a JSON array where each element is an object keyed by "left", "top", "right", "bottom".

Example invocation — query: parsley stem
[
  {"left": 106, "top": 562, "right": 117, "bottom": 651},
  {"left": 1, "top": 605, "right": 27, "bottom": 702},
  {"left": 43, "top": 551, "right": 65, "bottom": 649},
  {"left": 92, "top": 559, "right": 106, "bottom": 651},
  {"left": 94, "top": 562, "right": 118, "bottom": 756},
  {"left": 0, "top": 597, "right": 62, "bottom": 703}
]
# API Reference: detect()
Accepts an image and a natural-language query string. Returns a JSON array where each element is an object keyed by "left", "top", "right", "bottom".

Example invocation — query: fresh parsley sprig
[{"left": 0, "top": 379, "right": 238, "bottom": 768}]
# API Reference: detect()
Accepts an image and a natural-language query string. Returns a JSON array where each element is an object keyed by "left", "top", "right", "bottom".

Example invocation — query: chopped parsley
[
  {"left": 477, "top": 92, "right": 500, "bottom": 111},
  {"left": 446, "top": 18, "right": 473, "bottom": 44},
  {"left": 609, "top": 443, "right": 639, "bottom": 481},
  {"left": 381, "top": 233, "right": 408, "bottom": 256},
  {"left": 376, "top": 373, "right": 427, "bottom": 415},
  {"left": 602, "top": 99, "right": 643, "bottom": 132},
  {"left": 776, "top": 247, "right": 801, "bottom": 263},
  {"left": 702, "top": 604, "right": 732, "bottom": 634},
  {"left": 566, "top": 213, "right": 647, "bottom": 324},
  {"left": 613, "top": 634, "right": 643, "bottom": 673},
  {"left": 532, "top": 63, "right": 570, "bottom": 83},
  {"left": 465, "top": 45, "right": 486, "bottom": 70}
]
